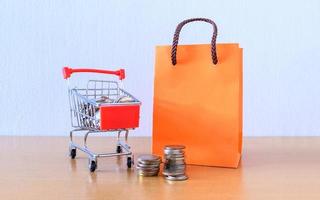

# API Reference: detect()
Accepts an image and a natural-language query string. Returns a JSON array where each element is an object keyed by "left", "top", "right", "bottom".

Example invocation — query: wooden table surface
[{"left": 0, "top": 136, "right": 319, "bottom": 200}]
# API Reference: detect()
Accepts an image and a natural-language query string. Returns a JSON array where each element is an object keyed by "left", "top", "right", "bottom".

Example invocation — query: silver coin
[
  {"left": 138, "top": 154, "right": 161, "bottom": 162},
  {"left": 136, "top": 166, "right": 160, "bottom": 171},
  {"left": 137, "top": 159, "right": 161, "bottom": 165},
  {"left": 137, "top": 163, "right": 160, "bottom": 168},
  {"left": 164, "top": 145, "right": 186, "bottom": 150},
  {"left": 137, "top": 169, "right": 160, "bottom": 174},
  {"left": 164, "top": 148, "right": 185, "bottom": 153},
  {"left": 136, "top": 167, "right": 160, "bottom": 171},
  {"left": 138, "top": 172, "right": 160, "bottom": 177},
  {"left": 164, "top": 164, "right": 186, "bottom": 170},
  {"left": 138, "top": 168, "right": 160, "bottom": 172},
  {"left": 162, "top": 167, "right": 185, "bottom": 172},
  {"left": 165, "top": 165, "right": 186, "bottom": 170},
  {"left": 138, "top": 173, "right": 158, "bottom": 176},
  {"left": 138, "top": 160, "right": 161, "bottom": 165},
  {"left": 138, "top": 155, "right": 161, "bottom": 165},
  {"left": 163, "top": 168, "right": 185, "bottom": 173},
  {"left": 164, "top": 156, "right": 185, "bottom": 160},
  {"left": 137, "top": 172, "right": 159, "bottom": 176},
  {"left": 138, "top": 158, "right": 161, "bottom": 163},
  {"left": 165, "top": 174, "right": 188, "bottom": 181},
  {"left": 164, "top": 149, "right": 185, "bottom": 155},
  {"left": 137, "top": 166, "right": 160, "bottom": 171},
  {"left": 164, "top": 154, "right": 185, "bottom": 158},
  {"left": 162, "top": 170, "right": 185, "bottom": 176},
  {"left": 165, "top": 160, "right": 186, "bottom": 165},
  {"left": 164, "top": 157, "right": 185, "bottom": 161}
]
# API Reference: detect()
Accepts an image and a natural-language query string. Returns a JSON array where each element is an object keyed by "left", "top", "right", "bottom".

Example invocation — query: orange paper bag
[{"left": 152, "top": 18, "right": 243, "bottom": 168}]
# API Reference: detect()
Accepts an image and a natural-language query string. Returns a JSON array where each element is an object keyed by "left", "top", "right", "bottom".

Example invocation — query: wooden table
[{"left": 0, "top": 136, "right": 319, "bottom": 200}]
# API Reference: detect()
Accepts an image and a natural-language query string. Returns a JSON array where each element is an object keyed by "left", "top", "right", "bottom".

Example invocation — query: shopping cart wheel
[
  {"left": 116, "top": 145, "right": 122, "bottom": 153},
  {"left": 127, "top": 157, "right": 132, "bottom": 168},
  {"left": 89, "top": 160, "right": 97, "bottom": 172},
  {"left": 69, "top": 148, "right": 76, "bottom": 159}
]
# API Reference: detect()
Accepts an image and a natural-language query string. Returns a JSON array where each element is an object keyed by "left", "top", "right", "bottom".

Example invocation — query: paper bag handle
[{"left": 171, "top": 18, "right": 218, "bottom": 65}]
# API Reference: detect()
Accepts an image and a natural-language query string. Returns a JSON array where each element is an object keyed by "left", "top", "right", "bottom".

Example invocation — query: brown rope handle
[{"left": 171, "top": 18, "right": 218, "bottom": 65}]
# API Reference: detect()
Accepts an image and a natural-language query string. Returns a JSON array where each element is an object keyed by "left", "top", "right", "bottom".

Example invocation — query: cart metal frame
[{"left": 63, "top": 67, "right": 140, "bottom": 172}]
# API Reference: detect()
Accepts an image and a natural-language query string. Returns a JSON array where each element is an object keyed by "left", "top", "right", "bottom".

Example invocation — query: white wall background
[{"left": 1, "top": 0, "right": 319, "bottom": 136}]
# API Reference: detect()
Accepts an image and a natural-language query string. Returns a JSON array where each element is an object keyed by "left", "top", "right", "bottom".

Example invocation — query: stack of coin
[
  {"left": 136, "top": 154, "right": 161, "bottom": 177},
  {"left": 163, "top": 145, "right": 188, "bottom": 181}
]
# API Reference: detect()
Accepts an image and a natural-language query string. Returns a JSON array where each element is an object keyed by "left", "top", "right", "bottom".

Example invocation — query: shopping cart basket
[{"left": 62, "top": 67, "right": 141, "bottom": 172}]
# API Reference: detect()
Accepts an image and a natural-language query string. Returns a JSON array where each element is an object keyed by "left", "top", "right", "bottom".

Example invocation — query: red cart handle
[{"left": 62, "top": 67, "right": 125, "bottom": 80}]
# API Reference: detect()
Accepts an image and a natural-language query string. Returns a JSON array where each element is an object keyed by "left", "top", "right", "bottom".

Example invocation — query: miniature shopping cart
[{"left": 62, "top": 67, "right": 141, "bottom": 172}]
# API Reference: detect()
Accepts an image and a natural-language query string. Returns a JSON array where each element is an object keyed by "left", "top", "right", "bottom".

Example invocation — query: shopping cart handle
[{"left": 62, "top": 67, "right": 125, "bottom": 80}]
